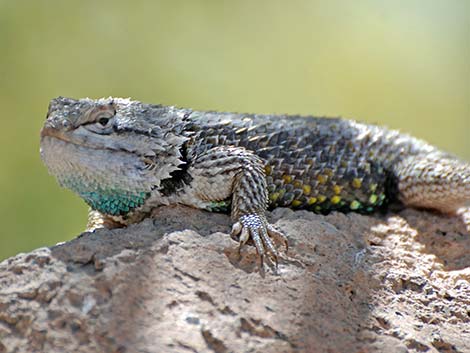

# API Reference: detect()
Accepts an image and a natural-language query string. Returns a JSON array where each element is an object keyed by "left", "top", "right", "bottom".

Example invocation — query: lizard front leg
[{"left": 185, "top": 146, "right": 287, "bottom": 264}]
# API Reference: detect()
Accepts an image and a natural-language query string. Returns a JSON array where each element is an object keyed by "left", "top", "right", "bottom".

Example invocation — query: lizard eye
[
  {"left": 98, "top": 117, "right": 110, "bottom": 126},
  {"left": 93, "top": 113, "right": 114, "bottom": 130},
  {"left": 82, "top": 112, "right": 115, "bottom": 134}
]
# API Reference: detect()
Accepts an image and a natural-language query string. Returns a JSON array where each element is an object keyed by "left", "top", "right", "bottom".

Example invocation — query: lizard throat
[
  {"left": 40, "top": 135, "right": 154, "bottom": 216},
  {"left": 75, "top": 185, "right": 150, "bottom": 216}
]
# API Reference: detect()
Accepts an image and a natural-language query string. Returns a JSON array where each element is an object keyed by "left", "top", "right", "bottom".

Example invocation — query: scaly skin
[{"left": 40, "top": 97, "right": 470, "bottom": 264}]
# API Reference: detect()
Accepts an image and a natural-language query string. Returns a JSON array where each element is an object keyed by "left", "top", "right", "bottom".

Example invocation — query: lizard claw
[{"left": 230, "top": 214, "right": 287, "bottom": 266}]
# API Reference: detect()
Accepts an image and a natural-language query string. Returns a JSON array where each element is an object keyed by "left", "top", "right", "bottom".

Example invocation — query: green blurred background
[{"left": 0, "top": 0, "right": 469, "bottom": 260}]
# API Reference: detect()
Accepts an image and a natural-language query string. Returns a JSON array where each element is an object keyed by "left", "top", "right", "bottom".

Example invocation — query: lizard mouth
[
  {"left": 40, "top": 126, "right": 97, "bottom": 150},
  {"left": 40, "top": 125, "right": 71, "bottom": 142},
  {"left": 40, "top": 125, "right": 122, "bottom": 153}
]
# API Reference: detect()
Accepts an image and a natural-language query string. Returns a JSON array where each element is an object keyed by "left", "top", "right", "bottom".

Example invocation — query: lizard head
[{"left": 40, "top": 96, "right": 189, "bottom": 216}]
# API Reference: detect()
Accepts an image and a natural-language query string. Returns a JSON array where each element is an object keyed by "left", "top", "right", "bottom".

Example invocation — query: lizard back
[{"left": 185, "top": 112, "right": 439, "bottom": 214}]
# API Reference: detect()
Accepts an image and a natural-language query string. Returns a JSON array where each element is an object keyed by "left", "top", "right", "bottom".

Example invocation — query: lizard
[{"left": 40, "top": 96, "right": 470, "bottom": 265}]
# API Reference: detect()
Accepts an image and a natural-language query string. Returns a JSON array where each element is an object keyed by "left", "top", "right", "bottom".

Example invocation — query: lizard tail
[{"left": 396, "top": 155, "right": 470, "bottom": 214}]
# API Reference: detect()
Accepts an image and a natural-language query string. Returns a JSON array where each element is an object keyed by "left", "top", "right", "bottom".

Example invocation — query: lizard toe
[
  {"left": 237, "top": 213, "right": 287, "bottom": 267},
  {"left": 267, "top": 224, "right": 288, "bottom": 253}
]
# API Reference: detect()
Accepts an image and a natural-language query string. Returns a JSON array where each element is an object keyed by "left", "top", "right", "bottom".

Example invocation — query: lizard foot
[{"left": 230, "top": 213, "right": 288, "bottom": 266}]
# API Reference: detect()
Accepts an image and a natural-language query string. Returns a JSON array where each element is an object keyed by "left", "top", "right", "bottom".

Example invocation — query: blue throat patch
[
  {"left": 60, "top": 177, "right": 150, "bottom": 216},
  {"left": 79, "top": 189, "right": 150, "bottom": 215}
]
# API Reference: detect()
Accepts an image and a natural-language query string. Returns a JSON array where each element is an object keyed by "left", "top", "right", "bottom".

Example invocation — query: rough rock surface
[{"left": 0, "top": 206, "right": 469, "bottom": 353}]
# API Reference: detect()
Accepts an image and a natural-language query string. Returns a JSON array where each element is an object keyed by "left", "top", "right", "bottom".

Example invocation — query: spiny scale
[{"left": 187, "top": 113, "right": 422, "bottom": 215}]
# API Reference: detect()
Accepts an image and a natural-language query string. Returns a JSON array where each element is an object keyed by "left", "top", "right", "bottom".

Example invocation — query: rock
[{"left": 0, "top": 205, "right": 469, "bottom": 353}]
